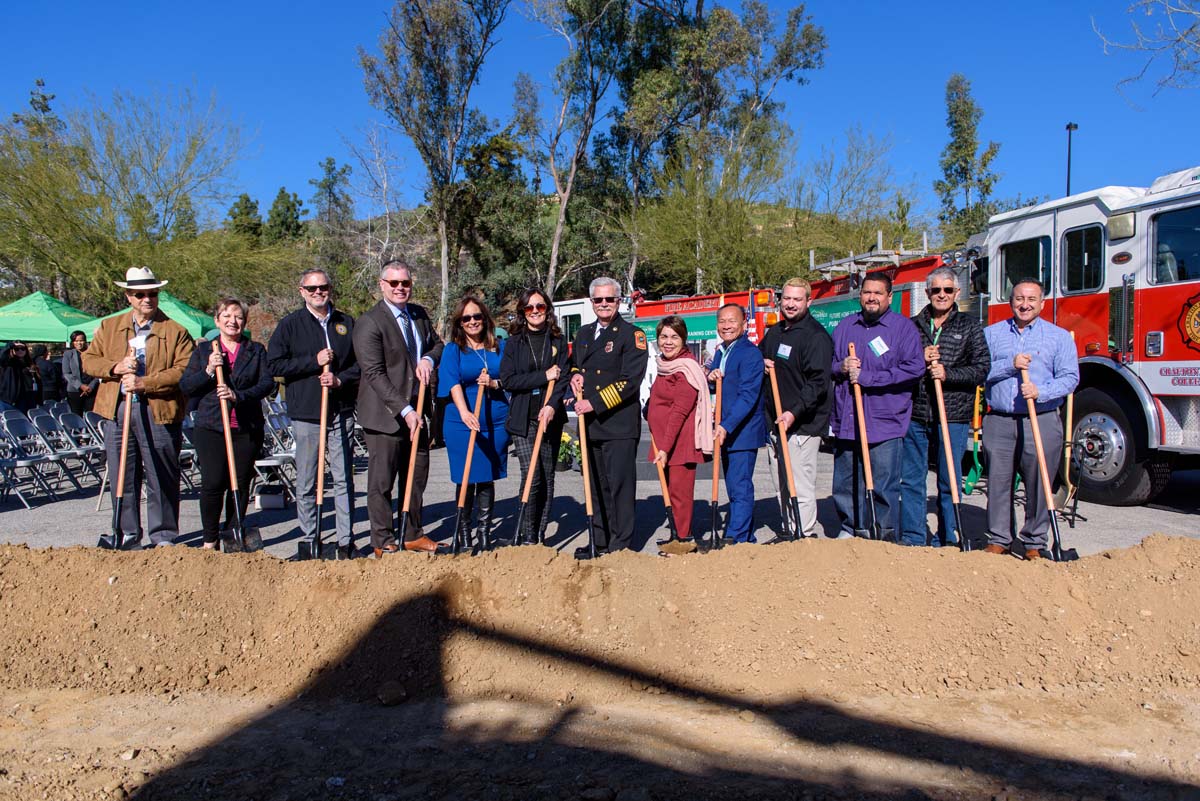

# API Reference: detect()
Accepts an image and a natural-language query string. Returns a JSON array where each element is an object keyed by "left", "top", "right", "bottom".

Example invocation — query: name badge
[
  {"left": 868, "top": 336, "right": 889, "bottom": 357},
  {"left": 129, "top": 335, "right": 147, "bottom": 351},
  {"left": 532, "top": 388, "right": 541, "bottom": 397},
  {"left": 776, "top": 343, "right": 792, "bottom": 360}
]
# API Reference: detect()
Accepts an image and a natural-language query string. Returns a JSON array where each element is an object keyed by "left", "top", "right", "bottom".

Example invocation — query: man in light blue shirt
[{"left": 982, "top": 279, "right": 1079, "bottom": 559}]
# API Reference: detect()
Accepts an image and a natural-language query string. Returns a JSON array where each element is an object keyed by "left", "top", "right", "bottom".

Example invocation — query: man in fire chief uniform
[{"left": 566, "top": 276, "right": 649, "bottom": 559}]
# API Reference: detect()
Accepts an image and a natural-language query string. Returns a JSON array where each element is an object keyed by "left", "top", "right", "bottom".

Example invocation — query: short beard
[{"left": 861, "top": 307, "right": 883, "bottom": 323}]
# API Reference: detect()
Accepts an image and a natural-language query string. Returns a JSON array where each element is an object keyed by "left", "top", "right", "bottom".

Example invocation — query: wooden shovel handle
[
  {"left": 215, "top": 361, "right": 239, "bottom": 493},
  {"left": 317, "top": 363, "right": 330, "bottom": 505},
  {"left": 456, "top": 369, "right": 488, "bottom": 508},
  {"left": 1021, "top": 368, "right": 1057, "bottom": 513},
  {"left": 574, "top": 385, "right": 593, "bottom": 517},
  {"left": 649, "top": 434, "right": 672, "bottom": 510},
  {"left": 767, "top": 363, "right": 798, "bottom": 497},
  {"left": 847, "top": 343, "right": 874, "bottom": 491},
  {"left": 400, "top": 379, "right": 427, "bottom": 514},
  {"left": 931, "top": 364, "right": 959, "bottom": 504},
  {"left": 114, "top": 346, "right": 136, "bottom": 498},
  {"left": 711, "top": 375, "right": 723, "bottom": 502},
  {"left": 520, "top": 378, "right": 556, "bottom": 504}
]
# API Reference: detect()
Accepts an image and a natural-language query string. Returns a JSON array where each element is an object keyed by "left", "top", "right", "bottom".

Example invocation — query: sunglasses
[
  {"left": 12, "top": 345, "right": 27, "bottom": 351},
  {"left": 591, "top": 296, "right": 617, "bottom": 305},
  {"left": 301, "top": 284, "right": 331, "bottom": 293},
  {"left": 132, "top": 291, "right": 159, "bottom": 299},
  {"left": 460, "top": 313, "right": 485, "bottom": 323},
  {"left": 524, "top": 302, "right": 548, "bottom": 313},
  {"left": 928, "top": 287, "right": 956, "bottom": 296},
  {"left": 382, "top": 278, "right": 412, "bottom": 289}
]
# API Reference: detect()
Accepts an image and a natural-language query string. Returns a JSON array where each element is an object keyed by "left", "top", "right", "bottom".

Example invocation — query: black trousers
[
  {"left": 364, "top": 424, "right": 430, "bottom": 549},
  {"left": 67, "top": 390, "right": 94, "bottom": 415},
  {"left": 585, "top": 437, "right": 637, "bottom": 551},
  {"left": 511, "top": 421, "right": 562, "bottom": 542},
  {"left": 193, "top": 426, "right": 260, "bottom": 544}
]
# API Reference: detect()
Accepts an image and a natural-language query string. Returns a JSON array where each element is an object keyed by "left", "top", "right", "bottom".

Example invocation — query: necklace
[
  {"left": 467, "top": 340, "right": 490, "bottom": 374},
  {"left": 527, "top": 327, "right": 548, "bottom": 371}
]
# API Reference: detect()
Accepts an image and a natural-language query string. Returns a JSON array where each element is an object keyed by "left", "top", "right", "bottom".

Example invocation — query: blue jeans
[
  {"left": 900, "top": 420, "right": 969, "bottom": 547},
  {"left": 832, "top": 437, "right": 902, "bottom": 539}
]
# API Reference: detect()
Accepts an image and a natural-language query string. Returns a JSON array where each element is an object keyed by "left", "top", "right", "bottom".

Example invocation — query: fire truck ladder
[{"left": 808, "top": 231, "right": 930, "bottom": 280}]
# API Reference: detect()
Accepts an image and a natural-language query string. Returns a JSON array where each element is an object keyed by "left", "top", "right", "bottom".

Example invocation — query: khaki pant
[{"left": 765, "top": 432, "right": 821, "bottom": 536}]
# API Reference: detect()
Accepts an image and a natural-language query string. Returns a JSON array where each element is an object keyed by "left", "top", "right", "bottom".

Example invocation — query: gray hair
[
  {"left": 380, "top": 260, "right": 411, "bottom": 279},
  {"left": 925, "top": 267, "right": 961, "bottom": 292},
  {"left": 299, "top": 268, "right": 332, "bottom": 287},
  {"left": 588, "top": 276, "right": 621, "bottom": 297}
]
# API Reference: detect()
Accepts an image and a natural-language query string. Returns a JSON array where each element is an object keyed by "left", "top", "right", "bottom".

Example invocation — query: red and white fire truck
[{"left": 804, "top": 165, "right": 1200, "bottom": 505}]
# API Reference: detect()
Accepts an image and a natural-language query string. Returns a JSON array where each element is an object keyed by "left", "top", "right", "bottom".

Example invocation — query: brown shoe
[
  {"left": 373, "top": 543, "right": 400, "bottom": 559},
  {"left": 659, "top": 538, "right": 697, "bottom": 556},
  {"left": 983, "top": 544, "right": 1008, "bottom": 555},
  {"left": 1024, "top": 548, "right": 1044, "bottom": 561},
  {"left": 403, "top": 536, "right": 440, "bottom": 553}
]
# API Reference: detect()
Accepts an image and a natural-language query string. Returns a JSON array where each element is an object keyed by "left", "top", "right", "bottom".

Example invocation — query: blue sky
[{"left": 2, "top": 0, "right": 1195, "bottom": 233}]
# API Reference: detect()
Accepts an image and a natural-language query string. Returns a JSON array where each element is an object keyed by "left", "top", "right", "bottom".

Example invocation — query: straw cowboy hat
[{"left": 114, "top": 266, "right": 169, "bottom": 290}]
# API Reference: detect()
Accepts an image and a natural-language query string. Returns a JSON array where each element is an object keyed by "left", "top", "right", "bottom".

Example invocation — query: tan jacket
[{"left": 81, "top": 310, "right": 194, "bottom": 425}]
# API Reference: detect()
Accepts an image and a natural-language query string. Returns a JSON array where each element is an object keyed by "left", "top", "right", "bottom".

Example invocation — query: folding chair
[
  {"left": 254, "top": 413, "right": 297, "bottom": 501},
  {"left": 40, "top": 413, "right": 104, "bottom": 484},
  {"left": 178, "top": 417, "right": 200, "bottom": 492},
  {"left": 0, "top": 420, "right": 65, "bottom": 502},
  {"left": 0, "top": 433, "right": 59, "bottom": 508}
]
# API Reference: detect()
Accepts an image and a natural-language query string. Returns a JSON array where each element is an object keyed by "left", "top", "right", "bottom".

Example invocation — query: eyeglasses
[
  {"left": 591, "top": 296, "right": 617, "bottom": 305},
  {"left": 382, "top": 278, "right": 412, "bottom": 289},
  {"left": 301, "top": 284, "right": 331, "bottom": 294},
  {"left": 132, "top": 291, "right": 159, "bottom": 299},
  {"left": 524, "top": 302, "right": 548, "bottom": 313},
  {"left": 928, "top": 287, "right": 956, "bottom": 296},
  {"left": 460, "top": 313, "right": 485, "bottom": 323}
]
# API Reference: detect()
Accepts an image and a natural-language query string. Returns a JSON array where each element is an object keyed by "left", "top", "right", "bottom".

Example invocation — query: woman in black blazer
[
  {"left": 498, "top": 288, "right": 569, "bottom": 545},
  {"left": 181, "top": 298, "right": 276, "bottom": 550}
]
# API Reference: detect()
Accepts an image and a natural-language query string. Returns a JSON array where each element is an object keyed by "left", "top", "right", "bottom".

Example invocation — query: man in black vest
[
  {"left": 353, "top": 261, "right": 445, "bottom": 557},
  {"left": 566, "top": 276, "right": 648, "bottom": 558}
]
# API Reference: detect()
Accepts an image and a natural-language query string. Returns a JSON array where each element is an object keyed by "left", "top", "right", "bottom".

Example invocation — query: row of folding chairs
[{"left": 0, "top": 401, "right": 104, "bottom": 509}]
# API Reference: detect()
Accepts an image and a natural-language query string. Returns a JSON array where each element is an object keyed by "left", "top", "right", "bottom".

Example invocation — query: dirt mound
[{"left": 3, "top": 535, "right": 1199, "bottom": 705}]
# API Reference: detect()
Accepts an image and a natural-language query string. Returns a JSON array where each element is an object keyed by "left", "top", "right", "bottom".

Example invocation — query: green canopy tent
[
  {"left": 86, "top": 291, "right": 217, "bottom": 340},
  {"left": 0, "top": 291, "right": 99, "bottom": 344}
]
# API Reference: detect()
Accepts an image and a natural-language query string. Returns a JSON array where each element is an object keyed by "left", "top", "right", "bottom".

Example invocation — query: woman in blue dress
[{"left": 439, "top": 294, "right": 509, "bottom": 549}]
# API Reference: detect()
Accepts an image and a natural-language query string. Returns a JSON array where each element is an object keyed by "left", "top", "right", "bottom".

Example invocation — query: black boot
[{"left": 473, "top": 482, "right": 495, "bottom": 553}]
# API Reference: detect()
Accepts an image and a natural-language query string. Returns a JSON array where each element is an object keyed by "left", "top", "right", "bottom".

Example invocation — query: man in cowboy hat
[{"left": 83, "top": 266, "right": 194, "bottom": 549}]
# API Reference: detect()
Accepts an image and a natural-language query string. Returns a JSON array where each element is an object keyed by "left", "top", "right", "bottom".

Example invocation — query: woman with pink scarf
[{"left": 646, "top": 315, "right": 713, "bottom": 554}]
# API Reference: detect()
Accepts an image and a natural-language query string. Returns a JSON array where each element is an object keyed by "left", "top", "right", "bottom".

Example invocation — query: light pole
[{"left": 1065, "top": 122, "right": 1078, "bottom": 196}]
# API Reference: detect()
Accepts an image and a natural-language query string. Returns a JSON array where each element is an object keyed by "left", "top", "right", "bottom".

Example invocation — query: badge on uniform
[
  {"left": 634, "top": 330, "right": 647, "bottom": 350},
  {"left": 776, "top": 343, "right": 792, "bottom": 360},
  {"left": 868, "top": 336, "right": 889, "bottom": 357},
  {"left": 605, "top": 341, "right": 614, "bottom": 353},
  {"left": 335, "top": 323, "right": 348, "bottom": 335}
]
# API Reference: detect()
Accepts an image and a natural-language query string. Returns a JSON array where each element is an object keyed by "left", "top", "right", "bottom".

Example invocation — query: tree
[
  {"left": 521, "top": 0, "right": 630, "bottom": 294},
  {"left": 264, "top": 186, "right": 305, "bottom": 244},
  {"left": 172, "top": 194, "right": 199, "bottom": 241},
  {"left": 1095, "top": 0, "right": 1200, "bottom": 93},
  {"left": 226, "top": 193, "right": 262, "bottom": 240},
  {"left": 308, "top": 157, "right": 354, "bottom": 275},
  {"left": 360, "top": 0, "right": 511, "bottom": 324},
  {"left": 933, "top": 74, "right": 1001, "bottom": 245}
]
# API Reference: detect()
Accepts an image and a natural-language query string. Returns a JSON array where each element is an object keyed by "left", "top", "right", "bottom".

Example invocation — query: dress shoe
[
  {"left": 1024, "top": 548, "right": 1044, "bottom": 561},
  {"left": 574, "top": 545, "right": 605, "bottom": 560},
  {"left": 983, "top": 544, "right": 1008, "bottom": 555},
  {"left": 403, "top": 536, "right": 439, "bottom": 553},
  {"left": 373, "top": 543, "right": 400, "bottom": 558},
  {"left": 336, "top": 543, "right": 356, "bottom": 560}
]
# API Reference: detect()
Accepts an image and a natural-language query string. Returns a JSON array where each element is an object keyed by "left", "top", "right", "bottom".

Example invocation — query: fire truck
[{"left": 804, "top": 165, "right": 1200, "bottom": 506}]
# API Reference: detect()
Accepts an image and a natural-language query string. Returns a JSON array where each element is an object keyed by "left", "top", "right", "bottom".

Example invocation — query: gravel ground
[{"left": 1, "top": 433, "right": 1196, "bottom": 557}]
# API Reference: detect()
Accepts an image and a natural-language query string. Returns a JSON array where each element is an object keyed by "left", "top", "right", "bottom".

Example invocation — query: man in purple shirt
[
  {"left": 982, "top": 278, "right": 1079, "bottom": 560},
  {"left": 830, "top": 273, "right": 925, "bottom": 540}
]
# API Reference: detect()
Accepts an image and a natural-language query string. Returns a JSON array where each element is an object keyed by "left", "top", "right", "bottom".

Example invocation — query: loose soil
[{"left": 0, "top": 535, "right": 1198, "bottom": 800}]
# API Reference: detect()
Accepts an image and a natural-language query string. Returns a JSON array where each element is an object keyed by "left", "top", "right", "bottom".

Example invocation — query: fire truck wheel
[{"left": 1072, "top": 388, "right": 1170, "bottom": 506}]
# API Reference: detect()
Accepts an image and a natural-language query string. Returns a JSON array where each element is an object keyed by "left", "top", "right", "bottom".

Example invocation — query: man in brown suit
[{"left": 353, "top": 261, "right": 444, "bottom": 557}]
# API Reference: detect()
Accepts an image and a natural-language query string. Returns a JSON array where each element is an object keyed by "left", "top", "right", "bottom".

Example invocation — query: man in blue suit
[{"left": 706, "top": 303, "right": 768, "bottom": 544}]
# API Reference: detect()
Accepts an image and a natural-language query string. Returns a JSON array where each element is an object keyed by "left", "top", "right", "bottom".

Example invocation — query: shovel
[
  {"left": 1021, "top": 369, "right": 1076, "bottom": 562},
  {"left": 511, "top": 378, "right": 555, "bottom": 545},
  {"left": 963, "top": 386, "right": 984, "bottom": 495},
  {"left": 650, "top": 434, "right": 683, "bottom": 550},
  {"left": 848, "top": 343, "right": 884, "bottom": 541},
  {"left": 215, "top": 361, "right": 262, "bottom": 553},
  {"left": 453, "top": 369, "right": 489, "bottom": 556},
  {"left": 574, "top": 385, "right": 599, "bottom": 560},
  {"left": 708, "top": 374, "right": 725, "bottom": 550},
  {"left": 99, "top": 350, "right": 138, "bottom": 551},
  {"left": 766, "top": 364, "right": 802, "bottom": 541},
  {"left": 296, "top": 364, "right": 335, "bottom": 560},
  {"left": 931, "top": 362, "right": 969, "bottom": 552},
  {"left": 397, "top": 379, "right": 428, "bottom": 546}
]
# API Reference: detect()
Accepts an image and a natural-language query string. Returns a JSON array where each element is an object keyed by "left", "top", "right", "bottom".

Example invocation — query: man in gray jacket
[{"left": 353, "top": 261, "right": 444, "bottom": 557}]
